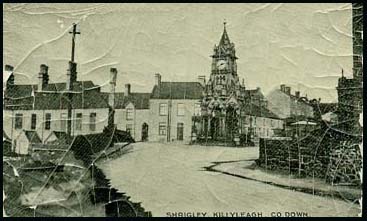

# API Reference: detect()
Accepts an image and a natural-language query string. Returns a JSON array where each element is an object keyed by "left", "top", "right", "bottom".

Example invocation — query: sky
[{"left": 3, "top": 3, "right": 354, "bottom": 102}]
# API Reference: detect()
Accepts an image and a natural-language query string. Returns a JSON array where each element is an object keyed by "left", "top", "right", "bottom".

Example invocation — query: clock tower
[
  {"left": 195, "top": 21, "right": 247, "bottom": 145},
  {"left": 207, "top": 21, "right": 242, "bottom": 97}
]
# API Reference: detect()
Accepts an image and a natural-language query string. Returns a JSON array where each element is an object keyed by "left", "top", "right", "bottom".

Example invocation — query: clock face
[{"left": 216, "top": 60, "right": 227, "bottom": 70}]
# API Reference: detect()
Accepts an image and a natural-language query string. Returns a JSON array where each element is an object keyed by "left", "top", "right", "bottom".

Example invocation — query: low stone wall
[
  {"left": 326, "top": 142, "right": 362, "bottom": 185},
  {"left": 257, "top": 128, "right": 362, "bottom": 186}
]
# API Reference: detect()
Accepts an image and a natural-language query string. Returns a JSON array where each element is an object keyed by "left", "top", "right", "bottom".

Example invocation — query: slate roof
[
  {"left": 109, "top": 92, "right": 150, "bottom": 109},
  {"left": 5, "top": 81, "right": 100, "bottom": 98},
  {"left": 23, "top": 130, "right": 42, "bottom": 143},
  {"left": 4, "top": 82, "right": 108, "bottom": 110},
  {"left": 150, "top": 82, "right": 203, "bottom": 99}
]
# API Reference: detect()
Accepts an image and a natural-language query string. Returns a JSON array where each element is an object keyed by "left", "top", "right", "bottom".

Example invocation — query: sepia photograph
[{"left": 3, "top": 3, "right": 363, "bottom": 217}]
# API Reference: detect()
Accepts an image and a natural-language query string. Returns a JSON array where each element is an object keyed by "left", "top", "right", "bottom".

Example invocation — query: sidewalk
[{"left": 209, "top": 160, "right": 362, "bottom": 203}]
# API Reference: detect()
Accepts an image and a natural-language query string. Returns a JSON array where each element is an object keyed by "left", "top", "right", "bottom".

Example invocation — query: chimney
[
  {"left": 295, "top": 91, "right": 300, "bottom": 98},
  {"left": 38, "top": 64, "right": 49, "bottom": 91},
  {"left": 5, "top": 65, "right": 13, "bottom": 72},
  {"left": 280, "top": 84, "right": 286, "bottom": 92},
  {"left": 155, "top": 73, "right": 161, "bottom": 87},
  {"left": 66, "top": 61, "right": 77, "bottom": 91},
  {"left": 5, "top": 65, "right": 14, "bottom": 87},
  {"left": 108, "top": 68, "right": 117, "bottom": 129},
  {"left": 125, "top": 83, "right": 131, "bottom": 96},
  {"left": 198, "top": 75, "right": 206, "bottom": 87},
  {"left": 109, "top": 68, "right": 117, "bottom": 108},
  {"left": 284, "top": 86, "right": 291, "bottom": 95}
]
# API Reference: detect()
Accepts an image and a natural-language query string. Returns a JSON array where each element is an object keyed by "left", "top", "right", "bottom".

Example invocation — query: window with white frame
[
  {"left": 126, "top": 108, "right": 133, "bottom": 120},
  {"left": 75, "top": 113, "right": 82, "bottom": 131},
  {"left": 159, "top": 122, "right": 167, "bottom": 135},
  {"left": 159, "top": 103, "right": 168, "bottom": 116}
]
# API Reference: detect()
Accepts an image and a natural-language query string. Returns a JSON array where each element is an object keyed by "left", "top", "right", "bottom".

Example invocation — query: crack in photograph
[{"left": 2, "top": 3, "right": 363, "bottom": 217}]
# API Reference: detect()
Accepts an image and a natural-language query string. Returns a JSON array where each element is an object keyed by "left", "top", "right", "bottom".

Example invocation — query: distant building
[
  {"left": 266, "top": 85, "right": 314, "bottom": 119},
  {"left": 113, "top": 85, "right": 151, "bottom": 142},
  {"left": 3, "top": 66, "right": 150, "bottom": 144},
  {"left": 149, "top": 75, "right": 203, "bottom": 142}
]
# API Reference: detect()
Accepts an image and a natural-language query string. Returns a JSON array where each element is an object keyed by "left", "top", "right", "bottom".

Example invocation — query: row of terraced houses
[{"left": 3, "top": 24, "right": 317, "bottom": 155}]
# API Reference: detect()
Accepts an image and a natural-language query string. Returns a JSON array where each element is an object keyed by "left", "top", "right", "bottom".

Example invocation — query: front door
[
  {"left": 177, "top": 123, "right": 184, "bottom": 141},
  {"left": 141, "top": 123, "right": 149, "bottom": 141}
]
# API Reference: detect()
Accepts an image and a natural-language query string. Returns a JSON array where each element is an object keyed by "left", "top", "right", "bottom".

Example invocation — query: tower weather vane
[{"left": 69, "top": 23, "right": 81, "bottom": 62}]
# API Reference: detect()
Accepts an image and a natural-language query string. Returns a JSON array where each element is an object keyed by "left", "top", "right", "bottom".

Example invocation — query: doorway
[
  {"left": 177, "top": 123, "right": 184, "bottom": 141},
  {"left": 141, "top": 123, "right": 149, "bottom": 142}
]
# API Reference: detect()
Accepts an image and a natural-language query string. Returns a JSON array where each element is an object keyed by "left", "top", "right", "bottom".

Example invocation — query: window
[
  {"left": 60, "top": 113, "right": 67, "bottom": 131},
  {"left": 45, "top": 113, "right": 51, "bottom": 130},
  {"left": 15, "top": 113, "right": 23, "bottom": 129},
  {"left": 177, "top": 103, "right": 185, "bottom": 116},
  {"left": 31, "top": 114, "right": 37, "bottom": 130},
  {"left": 126, "top": 108, "right": 133, "bottom": 120},
  {"left": 126, "top": 124, "right": 133, "bottom": 135},
  {"left": 159, "top": 103, "right": 168, "bottom": 116},
  {"left": 159, "top": 122, "right": 167, "bottom": 135},
  {"left": 90, "top": 113, "right": 96, "bottom": 131},
  {"left": 75, "top": 113, "right": 82, "bottom": 131}
]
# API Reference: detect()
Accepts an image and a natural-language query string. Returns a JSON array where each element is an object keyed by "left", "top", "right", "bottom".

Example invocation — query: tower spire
[{"left": 219, "top": 20, "right": 230, "bottom": 46}]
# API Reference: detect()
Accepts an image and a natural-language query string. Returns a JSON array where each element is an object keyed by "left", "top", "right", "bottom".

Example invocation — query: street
[{"left": 99, "top": 142, "right": 360, "bottom": 217}]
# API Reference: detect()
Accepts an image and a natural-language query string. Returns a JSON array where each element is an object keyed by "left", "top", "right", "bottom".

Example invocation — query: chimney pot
[
  {"left": 38, "top": 64, "right": 49, "bottom": 91},
  {"left": 155, "top": 73, "right": 161, "bottom": 87},
  {"left": 284, "top": 86, "right": 291, "bottom": 95},
  {"left": 280, "top": 84, "right": 285, "bottom": 92},
  {"left": 125, "top": 83, "right": 131, "bottom": 96},
  {"left": 109, "top": 68, "right": 117, "bottom": 110},
  {"left": 295, "top": 91, "right": 300, "bottom": 98},
  {"left": 110, "top": 68, "right": 117, "bottom": 85},
  {"left": 5, "top": 65, "right": 14, "bottom": 72}
]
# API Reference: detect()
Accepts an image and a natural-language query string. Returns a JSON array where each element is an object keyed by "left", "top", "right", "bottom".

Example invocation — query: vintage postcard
[{"left": 3, "top": 3, "right": 363, "bottom": 217}]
